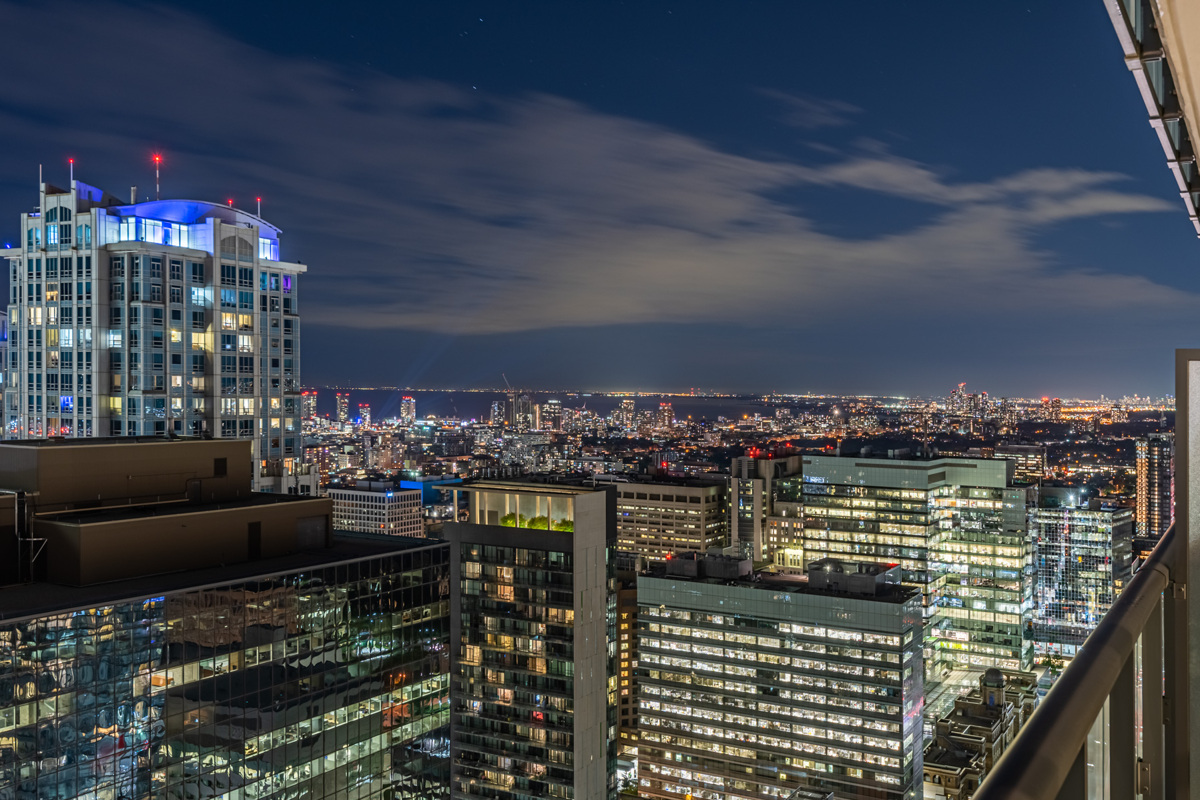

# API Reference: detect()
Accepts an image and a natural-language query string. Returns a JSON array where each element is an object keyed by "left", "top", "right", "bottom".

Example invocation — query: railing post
[
  {"left": 1142, "top": 595, "right": 1164, "bottom": 800},
  {"left": 1111, "top": 652, "right": 1136, "bottom": 798},
  {"left": 1057, "top": 742, "right": 1086, "bottom": 800},
  {"left": 1175, "top": 349, "right": 1195, "bottom": 799},
  {"left": 1164, "top": 576, "right": 1188, "bottom": 800}
]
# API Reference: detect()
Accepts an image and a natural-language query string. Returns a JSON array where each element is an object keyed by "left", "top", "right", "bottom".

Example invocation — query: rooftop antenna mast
[
  {"left": 257, "top": 196, "right": 262, "bottom": 217},
  {"left": 69, "top": 158, "right": 74, "bottom": 183},
  {"left": 153, "top": 153, "right": 162, "bottom": 200}
]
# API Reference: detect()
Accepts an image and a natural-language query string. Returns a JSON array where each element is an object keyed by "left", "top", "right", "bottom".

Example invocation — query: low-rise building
[
  {"left": 329, "top": 479, "right": 423, "bottom": 536},
  {"left": 923, "top": 669, "right": 1040, "bottom": 800}
]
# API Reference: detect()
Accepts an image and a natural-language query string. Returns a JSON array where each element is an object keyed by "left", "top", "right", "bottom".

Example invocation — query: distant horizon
[{"left": 308, "top": 385, "right": 1177, "bottom": 404}]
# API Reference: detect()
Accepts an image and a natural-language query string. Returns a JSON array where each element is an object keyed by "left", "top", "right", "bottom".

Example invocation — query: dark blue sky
[{"left": 1, "top": 1, "right": 1195, "bottom": 397}]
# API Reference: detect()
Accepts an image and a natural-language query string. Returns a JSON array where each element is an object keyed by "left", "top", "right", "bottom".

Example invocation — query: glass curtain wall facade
[
  {"left": 637, "top": 575, "right": 924, "bottom": 800},
  {"left": 1030, "top": 506, "right": 1135, "bottom": 658},
  {"left": 0, "top": 542, "right": 451, "bottom": 800},
  {"left": 800, "top": 457, "right": 1032, "bottom": 678},
  {"left": 931, "top": 486, "right": 1033, "bottom": 671}
]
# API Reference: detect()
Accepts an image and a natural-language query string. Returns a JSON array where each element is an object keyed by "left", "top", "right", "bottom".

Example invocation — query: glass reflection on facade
[
  {"left": 0, "top": 539, "right": 451, "bottom": 800},
  {"left": 1030, "top": 506, "right": 1134, "bottom": 658}
]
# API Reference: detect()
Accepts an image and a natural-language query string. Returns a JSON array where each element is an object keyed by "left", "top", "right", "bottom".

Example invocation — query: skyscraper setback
[{"left": 4, "top": 177, "right": 307, "bottom": 491}]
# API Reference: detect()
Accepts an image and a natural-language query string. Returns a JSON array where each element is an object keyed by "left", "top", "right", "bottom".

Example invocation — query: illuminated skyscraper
[
  {"left": 401, "top": 395, "right": 416, "bottom": 425},
  {"left": 638, "top": 554, "right": 924, "bottom": 800},
  {"left": 616, "top": 397, "right": 635, "bottom": 431},
  {"left": 1135, "top": 434, "right": 1173, "bottom": 538},
  {"left": 3, "top": 177, "right": 308, "bottom": 492},
  {"left": 300, "top": 389, "right": 317, "bottom": 421},
  {"left": 336, "top": 392, "right": 349, "bottom": 424},
  {"left": 544, "top": 398, "right": 563, "bottom": 431},
  {"left": 507, "top": 391, "right": 534, "bottom": 432},
  {"left": 801, "top": 455, "right": 1033, "bottom": 675},
  {"left": 656, "top": 402, "right": 673, "bottom": 431},
  {"left": 1030, "top": 500, "right": 1134, "bottom": 658},
  {"left": 358, "top": 402, "right": 371, "bottom": 428},
  {"left": 446, "top": 482, "right": 618, "bottom": 800}
]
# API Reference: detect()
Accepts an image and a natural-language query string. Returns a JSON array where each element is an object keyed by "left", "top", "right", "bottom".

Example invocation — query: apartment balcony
[{"left": 975, "top": 350, "right": 1200, "bottom": 799}]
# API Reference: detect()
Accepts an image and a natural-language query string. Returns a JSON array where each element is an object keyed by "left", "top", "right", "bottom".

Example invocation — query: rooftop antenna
[
  {"left": 153, "top": 153, "right": 162, "bottom": 200},
  {"left": 69, "top": 158, "right": 74, "bottom": 183},
  {"left": 38, "top": 164, "right": 42, "bottom": 186},
  {"left": 227, "top": 198, "right": 233, "bottom": 208},
  {"left": 257, "top": 196, "right": 262, "bottom": 217}
]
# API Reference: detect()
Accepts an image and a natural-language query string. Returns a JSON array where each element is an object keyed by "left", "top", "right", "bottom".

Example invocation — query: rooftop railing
[{"left": 974, "top": 523, "right": 1182, "bottom": 800}]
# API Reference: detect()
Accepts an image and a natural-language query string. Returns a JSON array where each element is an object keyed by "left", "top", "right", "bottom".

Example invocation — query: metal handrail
[{"left": 974, "top": 524, "right": 1178, "bottom": 800}]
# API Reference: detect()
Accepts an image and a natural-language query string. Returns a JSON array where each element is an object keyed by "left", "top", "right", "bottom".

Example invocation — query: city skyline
[{"left": 2, "top": 2, "right": 1197, "bottom": 396}]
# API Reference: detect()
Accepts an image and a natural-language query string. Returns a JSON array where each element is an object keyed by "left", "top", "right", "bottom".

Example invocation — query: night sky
[{"left": 1, "top": 2, "right": 1195, "bottom": 397}]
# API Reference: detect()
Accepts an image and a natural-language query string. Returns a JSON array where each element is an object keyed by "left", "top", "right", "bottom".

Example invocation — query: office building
[
  {"left": 445, "top": 482, "right": 618, "bottom": 800},
  {"left": 993, "top": 444, "right": 1046, "bottom": 485},
  {"left": 330, "top": 480, "right": 424, "bottom": 536},
  {"left": 5, "top": 180, "right": 310, "bottom": 490},
  {"left": 801, "top": 455, "right": 1033, "bottom": 675},
  {"left": 638, "top": 554, "right": 924, "bottom": 800},
  {"left": 615, "top": 551, "right": 642, "bottom": 755},
  {"left": 301, "top": 388, "right": 317, "bottom": 421},
  {"left": 337, "top": 392, "right": 349, "bottom": 424},
  {"left": 401, "top": 395, "right": 417, "bottom": 426},
  {"left": 765, "top": 472, "right": 804, "bottom": 559},
  {"left": 729, "top": 453, "right": 803, "bottom": 561},
  {"left": 614, "top": 476, "right": 728, "bottom": 560},
  {"left": 359, "top": 402, "right": 372, "bottom": 428},
  {"left": 1135, "top": 435, "right": 1173, "bottom": 538},
  {"left": 0, "top": 436, "right": 452, "bottom": 800},
  {"left": 1029, "top": 501, "right": 1134, "bottom": 658}
]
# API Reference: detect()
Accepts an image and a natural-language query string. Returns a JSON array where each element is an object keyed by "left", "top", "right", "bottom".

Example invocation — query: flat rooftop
[
  {"left": 0, "top": 435, "right": 226, "bottom": 449},
  {"left": 641, "top": 564, "right": 920, "bottom": 605},
  {"left": 44, "top": 492, "right": 319, "bottom": 525},
  {"left": 460, "top": 480, "right": 607, "bottom": 496},
  {"left": 0, "top": 533, "right": 445, "bottom": 624}
]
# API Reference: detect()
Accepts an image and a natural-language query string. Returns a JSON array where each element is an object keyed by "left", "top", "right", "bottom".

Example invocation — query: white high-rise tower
[{"left": 4, "top": 175, "right": 314, "bottom": 493}]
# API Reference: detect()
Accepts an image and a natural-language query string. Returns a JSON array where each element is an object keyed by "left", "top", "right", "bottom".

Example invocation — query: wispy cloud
[
  {"left": 0, "top": 0, "right": 1184, "bottom": 345},
  {"left": 757, "top": 88, "right": 862, "bottom": 130}
]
